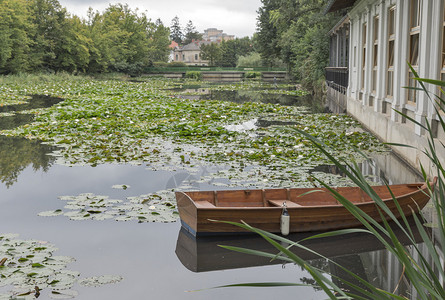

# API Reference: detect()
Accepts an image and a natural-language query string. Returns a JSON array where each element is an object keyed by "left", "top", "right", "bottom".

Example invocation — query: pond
[{"left": 0, "top": 78, "right": 424, "bottom": 299}]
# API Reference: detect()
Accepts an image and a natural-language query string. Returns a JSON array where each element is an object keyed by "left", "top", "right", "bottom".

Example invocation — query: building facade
[
  {"left": 171, "top": 28, "right": 234, "bottom": 66},
  {"left": 172, "top": 41, "right": 211, "bottom": 66},
  {"left": 202, "top": 28, "right": 235, "bottom": 42},
  {"left": 327, "top": 0, "right": 445, "bottom": 176}
]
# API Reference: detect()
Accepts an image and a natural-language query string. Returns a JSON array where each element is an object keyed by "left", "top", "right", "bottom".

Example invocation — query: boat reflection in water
[{"left": 176, "top": 219, "right": 426, "bottom": 297}]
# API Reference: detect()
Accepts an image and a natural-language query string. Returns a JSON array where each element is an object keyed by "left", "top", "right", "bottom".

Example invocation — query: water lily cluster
[
  {"left": 0, "top": 76, "right": 388, "bottom": 222},
  {"left": 0, "top": 234, "right": 122, "bottom": 299},
  {"left": 38, "top": 190, "right": 178, "bottom": 223}
]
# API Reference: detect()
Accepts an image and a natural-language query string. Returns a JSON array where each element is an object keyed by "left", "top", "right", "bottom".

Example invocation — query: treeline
[
  {"left": 200, "top": 38, "right": 258, "bottom": 68},
  {"left": 0, "top": 0, "right": 170, "bottom": 75},
  {"left": 256, "top": 0, "right": 342, "bottom": 91},
  {"left": 169, "top": 16, "right": 202, "bottom": 45}
]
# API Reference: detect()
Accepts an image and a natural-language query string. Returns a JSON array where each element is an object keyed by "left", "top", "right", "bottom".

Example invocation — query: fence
[{"left": 144, "top": 66, "right": 287, "bottom": 73}]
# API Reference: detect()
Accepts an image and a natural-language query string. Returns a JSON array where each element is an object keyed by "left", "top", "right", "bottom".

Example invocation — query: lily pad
[
  {"left": 112, "top": 184, "right": 130, "bottom": 190},
  {"left": 39, "top": 190, "right": 179, "bottom": 223},
  {"left": 49, "top": 289, "right": 79, "bottom": 299},
  {"left": 0, "top": 234, "right": 123, "bottom": 299},
  {"left": 38, "top": 210, "right": 64, "bottom": 217},
  {"left": 78, "top": 275, "right": 123, "bottom": 287},
  {"left": 1, "top": 76, "right": 388, "bottom": 194}
]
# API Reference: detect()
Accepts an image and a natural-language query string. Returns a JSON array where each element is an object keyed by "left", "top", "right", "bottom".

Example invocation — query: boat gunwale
[{"left": 179, "top": 182, "right": 429, "bottom": 210}]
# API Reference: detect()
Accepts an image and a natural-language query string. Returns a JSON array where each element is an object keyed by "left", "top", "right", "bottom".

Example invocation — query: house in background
[
  {"left": 171, "top": 28, "right": 234, "bottom": 66},
  {"left": 326, "top": 0, "right": 445, "bottom": 177},
  {"left": 172, "top": 40, "right": 211, "bottom": 66}
]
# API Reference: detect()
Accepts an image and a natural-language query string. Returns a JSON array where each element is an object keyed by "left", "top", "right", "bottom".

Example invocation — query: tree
[
  {"left": 200, "top": 43, "right": 221, "bottom": 66},
  {"left": 86, "top": 4, "right": 152, "bottom": 73},
  {"left": 256, "top": 0, "right": 282, "bottom": 67},
  {"left": 215, "top": 38, "right": 254, "bottom": 67},
  {"left": 0, "top": 1, "right": 205, "bottom": 74},
  {"left": 217, "top": 40, "right": 237, "bottom": 67},
  {"left": 170, "top": 15, "right": 183, "bottom": 44},
  {"left": 237, "top": 52, "right": 263, "bottom": 68},
  {"left": 256, "top": 0, "right": 342, "bottom": 91},
  {"left": 183, "top": 20, "right": 202, "bottom": 45},
  {"left": 56, "top": 15, "right": 91, "bottom": 73},
  {"left": 30, "top": 0, "right": 71, "bottom": 72},
  {"left": 147, "top": 19, "right": 171, "bottom": 63},
  {"left": 0, "top": 0, "right": 35, "bottom": 74}
]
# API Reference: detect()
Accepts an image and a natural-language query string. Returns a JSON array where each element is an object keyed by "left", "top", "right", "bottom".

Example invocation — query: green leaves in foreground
[
  {"left": 211, "top": 221, "right": 381, "bottom": 299},
  {"left": 212, "top": 128, "right": 442, "bottom": 299}
]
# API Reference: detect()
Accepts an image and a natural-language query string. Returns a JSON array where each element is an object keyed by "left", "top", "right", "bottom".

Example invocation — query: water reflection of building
[
  {"left": 364, "top": 241, "right": 445, "bottom": 299},
  {"left": 311, "top": 152, "right": 422, "bottom": 186}
]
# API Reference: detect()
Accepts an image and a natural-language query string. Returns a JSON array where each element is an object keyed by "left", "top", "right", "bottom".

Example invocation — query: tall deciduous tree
[
  {"left": 200, "top": 43, "right": 221, "bottom": 66},
  {"left": 256, "top": 0, "right": 342, "bottom": 91},
  {"left": 213, "top": 38, "right": 254, "bottom": 67},
  {"left": 147, "top": 19, "right": 171, "bottom": 63},
  {"left": 0, "top": 1, "right": 198, "bottom": 73},
  {"left": 256, "top": 0, "right": 282, "bottom": 67},
  {"left": 56, "top": 15, "right": 91, "bottom": 73},
  {"left": 30, "top": 0, "right": 70, "bottom": 71},
  {"left": 0, "top": 0, "right": 34, "bottom": 74},
  {"left": 86, "top": 4, "right": 154, "bottom": 73}
]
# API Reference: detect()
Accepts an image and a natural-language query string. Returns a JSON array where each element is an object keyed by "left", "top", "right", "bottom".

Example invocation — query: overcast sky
[{"left": 58, "top": 0, "right": 261, "bottom": 38}]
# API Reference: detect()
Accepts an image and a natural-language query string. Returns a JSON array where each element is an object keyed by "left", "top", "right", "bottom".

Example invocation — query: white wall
[{"left": 340, "top": 0, "right": 445, "bottom": 177}]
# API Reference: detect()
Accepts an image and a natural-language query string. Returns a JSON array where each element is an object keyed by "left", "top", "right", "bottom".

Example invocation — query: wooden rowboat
[{"left": 175, "top": 180, "right": 435, "bottom": 237}]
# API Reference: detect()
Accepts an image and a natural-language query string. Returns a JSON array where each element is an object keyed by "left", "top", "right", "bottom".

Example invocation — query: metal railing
[
  {"left": 144, "top": 66, "right": 288, "bottom": 73},
  {"left": 325, "top": 67, "right": 348, "bottom": 89}
]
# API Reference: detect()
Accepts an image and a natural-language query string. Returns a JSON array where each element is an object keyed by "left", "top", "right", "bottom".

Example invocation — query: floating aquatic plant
[
  {"left": 111, "top": 184, "right": 130, "bottom": 190},
  {"left": 0, "top": 234, "right": 122, "bottom": 299},
  {"left": 38, "top": 190, "right": 178, "bottom": 223},
  {"left": 0, "top": 76, "right": 388, "bottom": 190}
]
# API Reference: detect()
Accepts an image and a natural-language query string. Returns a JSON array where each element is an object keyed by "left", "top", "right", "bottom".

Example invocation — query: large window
[
  {"left": 407, "top": 0, "right": 421, "bottom": 104},
  {"left": 372, "top": 16, "right": 379, "bottom": 93},
  {"left": 362, "top": 22, "right": 367, "bottom": 90},
  {"left": 387, "top": 6, "right": 396, "bottom": 97}
]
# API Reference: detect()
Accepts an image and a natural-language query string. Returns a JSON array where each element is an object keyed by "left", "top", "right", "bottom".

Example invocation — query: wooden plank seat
[
  {"left": 268, "top": 199, "right": 302, "bottom": 207},
  {"left": 194, "top": 201, "right": 216, "bottom": 208}
]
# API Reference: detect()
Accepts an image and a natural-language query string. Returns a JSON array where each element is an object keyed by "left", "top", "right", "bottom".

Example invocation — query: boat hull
[{"left": 175, "top": 182, "right": 433, "bottom": 237}]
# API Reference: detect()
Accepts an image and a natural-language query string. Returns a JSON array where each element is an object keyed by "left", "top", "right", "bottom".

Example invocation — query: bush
[
  {"left": 237, "top": 52, "right": 263, "bottom": 68},
  {"left": 185, "top": 71, "right": 202, "bottom": 80},
  {"left": 168, "top": 61, "right": 187, "bottom": 67},
  {"left": 153, "top": 61, "right": 168, "bottom": 68},
  {"left": 111, "top": 61, "right": 144, "bottom": 76},
  {"left": 244, "top": 71, "right": 262, "bottom": 79}
]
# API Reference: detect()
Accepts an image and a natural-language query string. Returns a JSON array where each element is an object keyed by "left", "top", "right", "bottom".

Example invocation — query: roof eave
[{"left": 325, "top": 0, "right": 356, "bottom": 14}]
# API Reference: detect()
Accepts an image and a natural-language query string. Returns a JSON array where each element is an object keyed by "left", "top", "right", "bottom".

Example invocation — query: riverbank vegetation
[
  {"left": 256, "top": 0, "right": 343, "bottom": 92},
  {"left": 0, "top": 0, "right": 170, "bottom": 75},
  {"left": 1, "top": 0, "right": 340, "bottom": 92}
]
